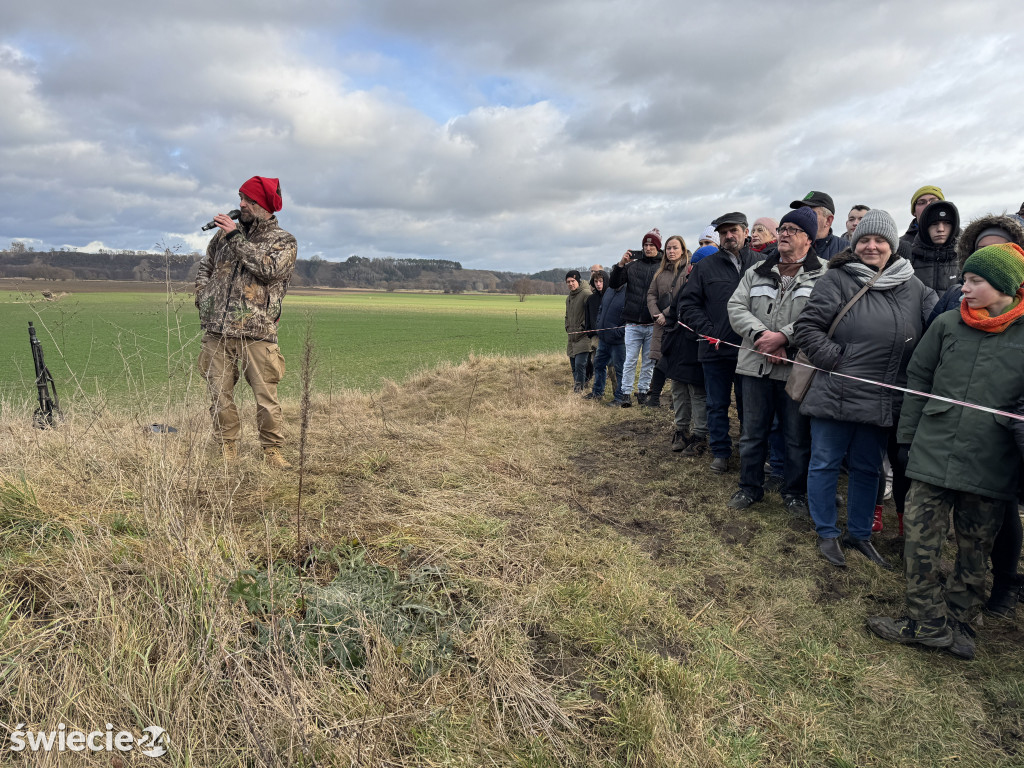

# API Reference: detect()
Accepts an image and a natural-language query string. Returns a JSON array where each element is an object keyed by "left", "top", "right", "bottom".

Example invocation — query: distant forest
[{"left": 0, "top": 242, "right": 587, "bottom": 296}]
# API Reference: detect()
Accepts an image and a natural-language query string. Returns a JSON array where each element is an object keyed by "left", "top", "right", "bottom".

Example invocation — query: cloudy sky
[{"left": 3, "top": 1, "right": 1023, "bottom": 272}]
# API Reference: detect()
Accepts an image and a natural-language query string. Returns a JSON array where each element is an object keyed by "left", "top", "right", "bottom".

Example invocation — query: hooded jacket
[
  {"left": 565, "top": 282, "right": 593, "bottom": 356},
  {"left": 910, "top": 231, "right": 960, "bottom": 295},
  {"left": 565, "top": 284, "right": 598, "bottom": 360},
  {"left": 609, "top": 253, "right": 662, "bottom": 324},
  {"left": 596, "top": 284, "right": 627, "bottom": 345},
  {"left": 929, "top": 214, "right": 1024, "bottom": 323},
  {"left": 909, "top": 203, "right": 961, "bottom": 294},
  {"left": 793, "top": 249, "right": 937, "bottom": 427},
  {"left": 585, "top": 272, "right": 606, "bottom": 338},
  {"left": 897, "top": 311, "right": 1024, "bottom": 500},
  {"left": 196, "top": 215, "right": 298, "bottom": 343},
  {"left": 727, "top": 249, "right": 827, "bottom": 381},
  {"left": 678, "top": 244, "right": 762, "bottom": 363}
]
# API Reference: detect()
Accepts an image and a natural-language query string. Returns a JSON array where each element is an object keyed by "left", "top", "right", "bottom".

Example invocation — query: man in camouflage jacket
[{"left": 195, "top": 175, "right": 297, "bottom": 467}]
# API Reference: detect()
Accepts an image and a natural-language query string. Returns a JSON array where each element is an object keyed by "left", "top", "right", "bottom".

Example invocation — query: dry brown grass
[{"left": 1, "top": 352, "right": 1022, "bottom": 767}]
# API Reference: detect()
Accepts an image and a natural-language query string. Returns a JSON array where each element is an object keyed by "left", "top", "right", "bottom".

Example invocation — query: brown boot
[
  {"left": 263, "top": 447, "right": 292, "bottom": 469},
  {"left": 221, "top": 441, "right": 239, "bottom": 462}
]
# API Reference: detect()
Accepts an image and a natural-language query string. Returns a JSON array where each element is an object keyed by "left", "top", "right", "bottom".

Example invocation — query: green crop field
[{"left": 0, "top": 287, "right": 569, "bottom": 403}]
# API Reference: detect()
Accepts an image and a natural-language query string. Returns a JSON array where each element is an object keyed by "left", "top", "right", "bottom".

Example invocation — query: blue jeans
[
  {"left": 738, "top": 376, "right": 811, "bottom": 499},
  {"left": 807, "top": 418, "right": 888, "bottom": 540},
  {"left": 592, "top": 340, "right": 625, "bottom": 400},
  {"left": 569, "top": 352, "right": 589, "bottom": 389},
  {"left": 622, "top": 324, "right": 654, "bottom": 396},
  {"left": 702, "top": 358, "right": 743, "bottom": 459}
]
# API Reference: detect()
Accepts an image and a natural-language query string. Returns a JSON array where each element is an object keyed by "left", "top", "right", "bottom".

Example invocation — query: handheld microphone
[{"left": 201, "top": 209, "right": 241, "bottom": 231}]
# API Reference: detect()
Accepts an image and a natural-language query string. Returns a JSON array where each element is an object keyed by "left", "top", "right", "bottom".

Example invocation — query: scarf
[
  {"left": 960, "top": 288, "right": 1024, "bottom": 333},
  {"left": 752, "top": 240, "right": 776, "bottom": 253},
  {"left": 844, "top": 256, "right": 915, "bottom": 290}
]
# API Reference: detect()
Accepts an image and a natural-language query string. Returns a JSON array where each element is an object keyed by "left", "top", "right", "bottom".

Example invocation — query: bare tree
[{"left": 513, "top": 277, "right": 531, "bottom": 302}]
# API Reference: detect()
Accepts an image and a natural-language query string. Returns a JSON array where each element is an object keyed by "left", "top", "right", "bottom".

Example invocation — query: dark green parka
[
  {"left": 897, "top": 310, "right": 1024, "bottom": 500},
  {"left": 565, "top": 283, "right": 593, "bottom": 356}
]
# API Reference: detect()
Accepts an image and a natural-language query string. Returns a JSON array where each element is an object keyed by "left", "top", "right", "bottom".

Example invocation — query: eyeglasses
[{"left": 777, "top": 226, "right": 806, "bottom": 237}]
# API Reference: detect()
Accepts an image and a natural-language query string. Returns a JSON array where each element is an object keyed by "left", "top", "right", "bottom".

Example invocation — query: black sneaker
[
  {"left": 726, "top": 490, "right": 757, "bottom": 509},
  {"left": 984, "top": 585, "right": 1020, "bottom": 620},
  {"left": 646, "top": 393, "right": 662, "bottom": 408},
  {"left": 635, "top": 392, "right": 648, "bottom": 406},
  {"left": 865, "top": 616, "right": 952, "bottom": 649},
  {"left": 783, "top": 495, "right": 809, "bottom": 516},
  {"left": 944, "top": 620, "right": 976, "bottom": 660},
  {"left": 709, "top": 456, "right": 729, "bottom": 474},
  {"left": 680, "top": 436, "right": 707, "bottom": 457},
  {"left": 763, "top": 475, "right": 784, "bottom": 494},
  {"left": 583, "top": 391, "right": 602, "bottom": 401},
  {"left": 618, "top": 395, "right": 633, "bottom": 408}
]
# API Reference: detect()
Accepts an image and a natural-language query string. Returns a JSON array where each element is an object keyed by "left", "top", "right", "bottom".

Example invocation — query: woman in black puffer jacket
[{"left": 794, "top": 210, "right": 936, "bottom": 570}]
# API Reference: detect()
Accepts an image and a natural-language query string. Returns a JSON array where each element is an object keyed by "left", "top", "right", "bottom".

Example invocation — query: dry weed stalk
[{"left": 296, "top": 314, "right": 316, "bottom": 556}]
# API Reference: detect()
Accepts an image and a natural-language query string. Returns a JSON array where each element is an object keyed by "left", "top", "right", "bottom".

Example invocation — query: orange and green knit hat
[{"left": 962, "top": 243, "right": 1024, "bottom": 296}]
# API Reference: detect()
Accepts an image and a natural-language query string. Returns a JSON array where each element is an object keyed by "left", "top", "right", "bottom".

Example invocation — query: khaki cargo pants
[{"left": 198, "top": 332, "right": 286, "bottom": 448}]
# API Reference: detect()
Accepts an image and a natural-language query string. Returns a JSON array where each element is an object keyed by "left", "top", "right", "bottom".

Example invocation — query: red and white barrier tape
[{"left": 675, "top": 321, "right": 1024, "bottom": 423}]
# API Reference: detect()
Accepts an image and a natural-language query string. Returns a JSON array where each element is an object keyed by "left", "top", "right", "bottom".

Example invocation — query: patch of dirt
[
  {"left": 711, "top": 516, "right": 761, "bottom": 547},
  {"left": 814, "top": 573, "right": 848, "bottom": 605},
  {"left": 787, "top": 516, "right": 813, "bottom": 533},
  {"left": 703, "top": 574, "right": 726, "bottom": 596},
  {"left": 671, "top": 587, "right": 700, "bottom": 614},
  {"left": 621, "top": 628, "right": 692, "bottom": 664},
  {"left": 527, "top": 624, "right": 586, "bottom": 689}
]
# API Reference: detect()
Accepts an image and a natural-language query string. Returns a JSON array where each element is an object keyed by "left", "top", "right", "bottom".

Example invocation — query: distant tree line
[{"left": 0, "top": 243, "right": 582, "bottom": 295}]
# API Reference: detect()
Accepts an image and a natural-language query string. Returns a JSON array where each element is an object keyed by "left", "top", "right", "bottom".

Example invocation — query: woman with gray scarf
[{"left": 794, "top": 210, "right": 937, "bottom": 569}]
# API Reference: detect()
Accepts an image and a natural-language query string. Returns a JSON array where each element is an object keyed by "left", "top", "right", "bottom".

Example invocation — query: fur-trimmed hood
[
  {"left": 827, "top": 247, "right": 856, "bottom": 269},
  {"left": 956, "top": 214, "right": 1024, "bottom": 266}
]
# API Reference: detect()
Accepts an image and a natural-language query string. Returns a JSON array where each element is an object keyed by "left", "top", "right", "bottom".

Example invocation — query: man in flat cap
[
  {"left": 196, "top": 175, "right": 298, "bottom": 468},
  {"left": 679, "top": 212, "right": 761, "bottom": 473}
]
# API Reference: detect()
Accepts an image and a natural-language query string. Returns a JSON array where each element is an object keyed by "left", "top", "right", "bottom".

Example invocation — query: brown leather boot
[{"left": 263, "top": 447, "right": 292, "bottom": 469}]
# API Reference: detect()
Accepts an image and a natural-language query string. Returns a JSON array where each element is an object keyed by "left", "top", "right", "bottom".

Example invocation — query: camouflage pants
[
  {"left": 904, "top": 480, "right": 1005, "bottom": 622},
  {"left": 197, "top": 333, "right": 286, "bottom": 448}
]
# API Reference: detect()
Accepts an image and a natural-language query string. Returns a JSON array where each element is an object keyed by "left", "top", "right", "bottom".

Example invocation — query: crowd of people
[{"left": 565, "top": 186, "right": 1024, "bottom": 661}]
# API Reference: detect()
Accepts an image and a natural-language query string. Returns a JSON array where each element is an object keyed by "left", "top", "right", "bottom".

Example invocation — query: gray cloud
[{"left": 1, "top": 1, "right": 1023, "bottom": 272}]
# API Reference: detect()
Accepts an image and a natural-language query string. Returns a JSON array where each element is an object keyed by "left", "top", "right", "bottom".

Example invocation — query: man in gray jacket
[{"left": 726, "top": 207, "right": 826, "bottom": 512}]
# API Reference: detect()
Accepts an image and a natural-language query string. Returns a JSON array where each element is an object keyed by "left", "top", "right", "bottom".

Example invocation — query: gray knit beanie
[{"left": 851, "top": 209, "right": 899, "bottom": 254}]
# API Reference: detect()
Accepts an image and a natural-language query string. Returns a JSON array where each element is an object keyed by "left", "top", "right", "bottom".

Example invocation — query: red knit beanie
[
  {"left": 239, "top": 176, "right": 283, "bottom": 213},
  {"left": 642, "top": 228, "right": 662, "bottom": 250}
]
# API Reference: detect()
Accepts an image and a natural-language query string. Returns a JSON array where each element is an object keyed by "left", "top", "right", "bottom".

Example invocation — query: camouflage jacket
[{"left": 195, "top": 216, "right": 297, "bottom": 343}]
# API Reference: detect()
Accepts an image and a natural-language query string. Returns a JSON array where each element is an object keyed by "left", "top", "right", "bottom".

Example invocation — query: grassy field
[
  {"left": 1, "top": 353, "right": 1022, "bottom": 766},
  {"left": 0, "top": 283, "right": 567, "bottom": 402}
]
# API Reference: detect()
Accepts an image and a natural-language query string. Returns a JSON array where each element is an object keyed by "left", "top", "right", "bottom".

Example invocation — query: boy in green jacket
[{"left": 867, "top": 243, "right": 1024, "bottom": 660}]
